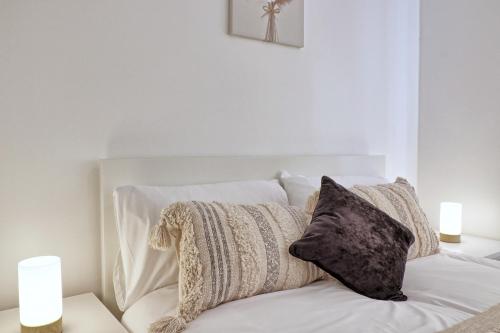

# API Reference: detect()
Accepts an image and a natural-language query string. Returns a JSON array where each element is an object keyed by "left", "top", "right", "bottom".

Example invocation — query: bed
[{"left": 100, "top": 155, "right": 500, "bottom": 333}]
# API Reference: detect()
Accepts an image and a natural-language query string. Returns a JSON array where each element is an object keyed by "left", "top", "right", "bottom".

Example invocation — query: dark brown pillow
[{"left": 289, "top": 176, "right": 415, "bottom": 301}]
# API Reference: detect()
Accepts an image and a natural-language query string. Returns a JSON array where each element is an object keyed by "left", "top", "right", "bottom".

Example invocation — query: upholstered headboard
[{"left": 99, "top": 155, "right": 385, "bottom": 317}]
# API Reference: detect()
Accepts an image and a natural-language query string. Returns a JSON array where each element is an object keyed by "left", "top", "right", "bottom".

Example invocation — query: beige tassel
[
  {"left": 149, "top": 203, "right": 192, "bottom": 250},
  {"left": 149, "top": 316, "right": 187, "bottom": 333},
  {"left": 149, "top": 216, "right": 172, "bottom": 250},
  {"left": 395, "top": 177, "right": 409, "bottom": 185}
]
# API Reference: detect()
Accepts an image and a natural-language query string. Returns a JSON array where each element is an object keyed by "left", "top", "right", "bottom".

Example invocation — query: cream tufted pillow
[{"left": 149, "top": 201, "right": 324, "bottom": 333}]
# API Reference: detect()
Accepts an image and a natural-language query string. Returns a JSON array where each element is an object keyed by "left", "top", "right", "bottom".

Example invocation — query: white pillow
[
  {"left": 279, "top": 171, "right": 388, "bottom": 208},
  {"left": 112, "top": 179, "right": 288, "bottom": 311}
]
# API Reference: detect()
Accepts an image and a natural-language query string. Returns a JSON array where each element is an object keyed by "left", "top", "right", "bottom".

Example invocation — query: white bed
[
  {"left": 100, "top": 155, "right": 500, "bottom": 333},
  {"left": 122, "top": 252, "right": 500, "bottom": 333},
  {"left": 100, "top": 155, "right": 385, "bottom": 316}
]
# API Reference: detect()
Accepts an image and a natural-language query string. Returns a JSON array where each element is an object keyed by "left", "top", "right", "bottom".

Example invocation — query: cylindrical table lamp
[
  {"left": 439, "top": 202, "right": 462, "bottom": 243},
  {"left": 18, "top": 256, "right": 62, "bottom": 333}
]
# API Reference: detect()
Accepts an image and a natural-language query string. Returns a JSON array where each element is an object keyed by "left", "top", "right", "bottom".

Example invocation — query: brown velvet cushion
[{"left": 289, "top": 176, "right": 415, "bottom": 301}]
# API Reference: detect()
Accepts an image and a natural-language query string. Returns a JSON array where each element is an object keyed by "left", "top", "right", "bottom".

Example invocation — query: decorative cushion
[
  {"left": 306, "top": 177, "right": 439, "bottom": 260},
  {"left": 149, "top": 201, "right": 324, "bottom": 333},
  {"left": 290, "top": 176, "right": 415, "bottom": 301}
]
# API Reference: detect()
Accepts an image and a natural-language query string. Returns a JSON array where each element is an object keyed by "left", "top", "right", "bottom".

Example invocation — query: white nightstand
[
  {"left": 0, "top": 293, "right": 127, "bottom": 333},
  {"left": 440, "top": 234, "right": 500, "bottom": 258}
]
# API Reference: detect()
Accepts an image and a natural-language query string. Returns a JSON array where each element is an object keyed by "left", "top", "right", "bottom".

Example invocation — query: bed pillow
[
  {"left": 149, "top": 201, "right": 324, "bottom": 333},
  {"left": 279, "top": 171, "right": 388, "bottom": 208},
  {"left": 306, "top": 177, "right": 439, "bottom": 260},
  {"left": 112, "top": 180, "right": 288, "bottom": 311},
  {"left": 290, "top": 176, "right": 414, "bottom": 301}
]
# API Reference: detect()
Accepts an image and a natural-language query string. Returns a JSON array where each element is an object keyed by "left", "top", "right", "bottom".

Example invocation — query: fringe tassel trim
[
  {"left": 149, "top": 316, "right": 186, "bottom": 333},
  {"left": 149, "top": 203, "right": 192, "bottom": 250},
  {"left": 149, "top": 201, "right": 202, "bottom": 333}
]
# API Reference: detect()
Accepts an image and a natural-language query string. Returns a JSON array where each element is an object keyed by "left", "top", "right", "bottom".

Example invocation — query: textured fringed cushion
[
  {"left": 149, "top": 201, "right": 324, "bottom": 333},
  {"left": 306, "top": 177, "right": 439, "bottom": 260},
  {"left": 290, "top": 176, "right": 415, "bottom": 301}
]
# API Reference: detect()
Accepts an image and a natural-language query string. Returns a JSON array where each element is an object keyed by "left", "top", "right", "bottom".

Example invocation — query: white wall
[
  {"left": 0, "top": 0, "right": 419, "bottom": 309},
  {"left": 419, "top": 0, "right": 500, "bottom": 238}
]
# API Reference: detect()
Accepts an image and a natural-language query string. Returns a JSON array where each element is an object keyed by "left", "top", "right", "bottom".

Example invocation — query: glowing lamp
[
  {"left": 439, "top": 202, "right": 462, "bottom": 243},
  {"left": 18, "top": 256, "right": 62, "bottom": 333}
]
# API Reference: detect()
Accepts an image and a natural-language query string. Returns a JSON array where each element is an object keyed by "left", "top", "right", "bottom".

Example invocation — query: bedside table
[
  {"left": 440, "top": 234, "right": 500, "bottom": 258},
  {"left": 0, "top": 293, "right": 127, "bottom": 333}
]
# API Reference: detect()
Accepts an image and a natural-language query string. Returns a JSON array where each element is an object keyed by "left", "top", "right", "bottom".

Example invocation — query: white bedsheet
[{"left": 122, "top": 252, "right": 500, "bottom": 333}]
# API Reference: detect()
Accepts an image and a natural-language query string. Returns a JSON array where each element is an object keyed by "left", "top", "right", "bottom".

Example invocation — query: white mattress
[{"left": 122, "top": 252, "right": 500, "bottom": 333}]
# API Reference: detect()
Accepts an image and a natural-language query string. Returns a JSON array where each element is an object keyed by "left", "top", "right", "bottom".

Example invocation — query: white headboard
[{"left": 99, "top": 155, "right": 385, "bottom": 317}]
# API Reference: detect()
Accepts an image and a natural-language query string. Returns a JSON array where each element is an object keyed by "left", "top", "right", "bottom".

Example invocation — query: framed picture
[{"left": 229, "top": 0, "right": 304, "bottom": 48}]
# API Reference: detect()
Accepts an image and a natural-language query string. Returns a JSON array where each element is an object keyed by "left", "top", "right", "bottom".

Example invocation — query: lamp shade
[
  {"left": 18, "top": 256, "right": 62, "bottom": 330},
  {"left": 440, "top": 202, "right": 462, "bottom": 243}
]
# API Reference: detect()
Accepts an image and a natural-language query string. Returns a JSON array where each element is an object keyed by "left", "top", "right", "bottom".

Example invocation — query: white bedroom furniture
[
  {"left": 440, "top": 234, "right": 500, "bottom": 258},
  {"left": 98, "top": 155, "right": 500, "bottom": 333},
  {"left": 439, "top": 202, "right": 463, "bottom": 243},
  {"left": 0, "top": 293, "right": 127, "bottom": 333},
  {"left": 17, "top": 256, "right": 62, "bottom": 333},
  {"left": 100, "top": 155, "right": 385, "bottom": 316}
]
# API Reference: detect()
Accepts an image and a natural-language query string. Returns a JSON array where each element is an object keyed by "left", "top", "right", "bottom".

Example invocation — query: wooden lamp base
[
  {"left": 440, "top": 233, "right": 461, "bottom": 243},
  {"left": 21, "top": 317, "right": 62, "bottom": 333}
]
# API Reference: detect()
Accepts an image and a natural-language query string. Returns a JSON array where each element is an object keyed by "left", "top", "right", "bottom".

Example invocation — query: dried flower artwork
[{"left": 229, "top": 0, "right": 304, "bottom": 48}]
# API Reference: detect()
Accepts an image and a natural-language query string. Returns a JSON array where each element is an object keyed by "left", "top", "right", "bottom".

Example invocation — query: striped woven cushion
[
  {"left": 149, "top": 201, "right": 324, "bottom": 333},
  {"left": 306, "top": 177, "right": 439, "bottom": 260}
]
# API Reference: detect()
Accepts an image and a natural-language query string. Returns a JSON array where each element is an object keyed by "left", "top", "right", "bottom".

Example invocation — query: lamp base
[
  {"left": 21, "top": 317, "right": 62, "bottom": 333},
  {"left": 440, "top": 233, "right": 461, "bottom": 243}
]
